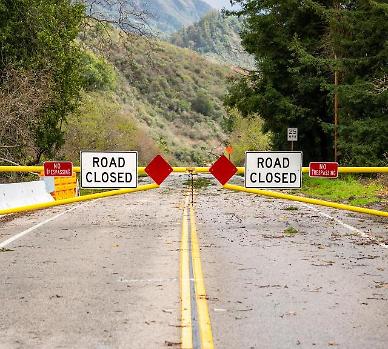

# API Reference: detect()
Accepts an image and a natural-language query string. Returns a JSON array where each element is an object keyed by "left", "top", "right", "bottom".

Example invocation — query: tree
[
  {"left": 0, "top": 0, "right": 152, "bottom": 164},
  {"left": 0, "top": 68, "right": 53, "bottom": 164},
  {"left": 0, "top": 0, "right": 85, "bottom": 163},
  {"left": 81, "top": 0, "right": 151, "bottom": 37},
  {"left": 226, "top": 0, "right": 388, "bottom": 165}
]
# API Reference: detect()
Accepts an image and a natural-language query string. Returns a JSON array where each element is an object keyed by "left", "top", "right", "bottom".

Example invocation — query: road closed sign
[
  {"left": 245, "top": 151, "right": 302, "bottom": 189},
  {"left": 80, "top": 151, "right": 137, "bottom": 189}
]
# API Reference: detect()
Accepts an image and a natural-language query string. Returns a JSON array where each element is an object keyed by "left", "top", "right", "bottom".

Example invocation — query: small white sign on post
[
  {"left": 245, "top": 151, "right": 303, "bottom": 189},
  {"left": 80, "top": 151, "right": 138, "bottom": 189},
  {"left": 287, "top": 128, "right": 298, "bottom": 142}
]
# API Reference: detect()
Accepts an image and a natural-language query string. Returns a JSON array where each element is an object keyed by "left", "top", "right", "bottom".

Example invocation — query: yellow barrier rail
[
  {"left": 223, "top": 183, "right": 388, "bottom": 218},
  {"left": 1, "top": 165, "right": 388, "bottom": 174},
  {"left": 0, "top": 166, "right": 147, "bottom": 174},
  {"left": 0, "top": 183, "right": 159, "bottom": 215},
  {"left": 170, "top": 166, "right": 388, "bottom": 174}
]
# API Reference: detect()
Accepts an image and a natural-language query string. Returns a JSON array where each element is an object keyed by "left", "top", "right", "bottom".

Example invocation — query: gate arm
[
  {"left": 223, "top": 183, "right": 388, "bottom": 218},
  {"left": 0, "top": 183, "right": 159, "bottom": 215}
]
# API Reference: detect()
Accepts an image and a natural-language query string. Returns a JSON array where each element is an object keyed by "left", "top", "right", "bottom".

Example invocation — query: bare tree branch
[
  {"left": 0, "top": 67, "right": 53, "bottom": 163},
  {"left": 78, "top": 0, "right": 154, "bottom": 38},
  {"left": 373, "top": 74, "right": 388, "bottom": 94}
]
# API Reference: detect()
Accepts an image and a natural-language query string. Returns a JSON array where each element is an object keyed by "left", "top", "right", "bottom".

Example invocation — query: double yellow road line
[{"left": 180, "top": 196, "right": 214, "bottom": 349}]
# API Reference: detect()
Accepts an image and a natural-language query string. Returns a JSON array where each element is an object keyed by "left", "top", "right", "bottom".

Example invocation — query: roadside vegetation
[
  {"left": 300, "top": 175, "right": 386, "bottom": 208},
  {"left": 225, "top": 110, "right": 271, "bottom": 166}
]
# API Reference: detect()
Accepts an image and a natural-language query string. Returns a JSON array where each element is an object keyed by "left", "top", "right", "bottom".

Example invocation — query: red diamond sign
[
  {"left": 209, "top": 155, "right": 237, "bottom": 185},
  {"left": 145, "top": 155, "right": 173, "bottom": 185}
]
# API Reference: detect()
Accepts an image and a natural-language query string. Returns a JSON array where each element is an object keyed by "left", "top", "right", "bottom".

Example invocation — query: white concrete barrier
[{"left": 0, "top": 180, "right": 54, "bottom": 211}]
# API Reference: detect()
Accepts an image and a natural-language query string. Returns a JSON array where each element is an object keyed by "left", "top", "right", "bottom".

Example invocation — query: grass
[
  {"left": 283, "top": 226, "right": 298, "bottom": 236},
  {"left": 283, "top": 206, "right": 299, "bottom": 211},
  {"left": 300, "top": 174, "right": 384, "bottom": 207},
  {"left": 183, "top": 177, "right": 213, "bottom": 189}
]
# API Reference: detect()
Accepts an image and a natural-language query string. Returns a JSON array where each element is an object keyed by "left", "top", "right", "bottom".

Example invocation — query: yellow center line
[
  {"left": 181, "top": 196, "right": 193, "bottom": 349},
  {"left": 190, "top": 203, "right": 215, "bottom": 349}
]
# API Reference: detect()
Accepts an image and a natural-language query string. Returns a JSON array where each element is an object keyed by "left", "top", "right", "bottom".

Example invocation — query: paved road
[{"left": 0, "top": 175, "right": 387, "bottom": 348}]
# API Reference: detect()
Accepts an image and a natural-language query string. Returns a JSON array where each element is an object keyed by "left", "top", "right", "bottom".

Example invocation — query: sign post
[
  {"left": 225, "top": 145, "right": 233, "bottom": 161},
  {"left": 245, "top": 151, "right": 302, "bottom": 189},
  {"left": 287, "top": 128, "right": 298, "bottom": 151},
  {"left": 80, "top": 151, "right": 137, "bottom": 189}
]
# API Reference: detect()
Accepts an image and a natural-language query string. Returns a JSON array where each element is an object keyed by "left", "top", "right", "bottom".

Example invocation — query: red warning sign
[
  {"left": 44, "top": 161, "right": 73, "bottom": 177},
  {"left": 209, "top": 155, "right": 237, "bottom": 185},
  {"left": 145, "top": 155, "right": 173, "bottom": 185},
  {"left": 309, "top": 162, "right": 339, "bottom": 178}
]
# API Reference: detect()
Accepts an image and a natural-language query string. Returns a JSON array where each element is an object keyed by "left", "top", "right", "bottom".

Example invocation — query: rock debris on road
[{"left": 0, "top": 175, "right": 387, "bottom": 348}]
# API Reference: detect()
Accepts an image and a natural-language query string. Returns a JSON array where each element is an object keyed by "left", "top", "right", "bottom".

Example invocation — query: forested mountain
[
  {"left": 86, "top": 0, "right": 213, "bottom": 34},
  {"left": 140, "top": 0, "right": 213, "bottom": 33},
  {"left": 170, "top": 11, "right": 254, "bottom": 69}
]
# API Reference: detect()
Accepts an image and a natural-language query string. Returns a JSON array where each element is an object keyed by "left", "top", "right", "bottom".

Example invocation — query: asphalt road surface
[{"left": 0, "top": 175, "right": 387, "bottom": 349}]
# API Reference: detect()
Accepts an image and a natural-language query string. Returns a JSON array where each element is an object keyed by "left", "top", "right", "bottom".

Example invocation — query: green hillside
[
  {"left": 170, "top": 11, "right": 254, "bottom": 69},
  {"left": 61, "top": 26, "right": 233, "bottom": 165}
]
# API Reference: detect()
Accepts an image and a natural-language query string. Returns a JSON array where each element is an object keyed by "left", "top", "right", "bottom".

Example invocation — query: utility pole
[
  {"left": 334, "top": 54, "right": 339, "bottom": 163},
  {"left": 333, "top": 0, "right": 340, "bottom": 163}
]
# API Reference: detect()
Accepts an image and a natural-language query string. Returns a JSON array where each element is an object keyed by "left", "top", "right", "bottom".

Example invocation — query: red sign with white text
[
  {"left": 44, "top": 161, "right": 73, "bottom": 177},
  {"left": 309, "top": 162, "right": 339, "bottom": 178}
]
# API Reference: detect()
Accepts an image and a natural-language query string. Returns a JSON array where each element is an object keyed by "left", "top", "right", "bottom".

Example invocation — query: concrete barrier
[{"left": 0, "top": 180, "right": 54, "bottom": 211}]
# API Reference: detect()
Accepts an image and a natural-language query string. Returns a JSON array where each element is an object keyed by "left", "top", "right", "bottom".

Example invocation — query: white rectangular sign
[
  {"left": 245, "top": 151, "right": 303, "bottom": 189},
  {"left": 80, "top": 151, "right": 138, "bottom": 189},
  {"left": 287, "top": 128, "right": 298, "bottom": 141}
]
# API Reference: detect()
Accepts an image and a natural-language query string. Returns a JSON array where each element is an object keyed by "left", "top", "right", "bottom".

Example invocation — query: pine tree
[{"left": 226, "top": 0, "right": 387, "bottom": 165}]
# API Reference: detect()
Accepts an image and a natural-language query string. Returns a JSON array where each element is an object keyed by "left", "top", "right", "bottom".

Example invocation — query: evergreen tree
[{"left": 226, "top": 0, "right": 387, "bottom": 165}]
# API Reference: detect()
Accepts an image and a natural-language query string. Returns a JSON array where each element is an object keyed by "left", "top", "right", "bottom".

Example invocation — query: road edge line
[
  {"left": 0, "top": 205, "right": 81, "bottom": 248},
  {"left": 300, "top": 203, "right": 388, "bottom": 249}
]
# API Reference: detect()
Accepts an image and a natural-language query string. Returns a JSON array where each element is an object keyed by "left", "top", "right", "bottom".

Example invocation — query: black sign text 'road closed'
[
  {"left": 245, "top": 151, "right": 302, "bottom": 189},
  {"left": 80, "top": 151, "right": 138, "bottom": 189}
]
